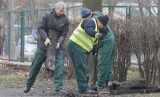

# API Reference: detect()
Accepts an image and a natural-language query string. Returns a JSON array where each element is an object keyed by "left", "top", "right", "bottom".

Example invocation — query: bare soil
[
  {"left": 0, "top": 68, "right": 78, "bottom": 97},
  {"left": 0, "top": 65, "right": 160, "bottom": 97}
]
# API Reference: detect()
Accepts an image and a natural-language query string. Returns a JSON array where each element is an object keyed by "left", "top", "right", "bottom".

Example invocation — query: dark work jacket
[
  {"left": 37, "top": 9, "right": 69, "bottom": 50},
  {"left": 81, "top": 19, "right": 97, "bottom": 37}
]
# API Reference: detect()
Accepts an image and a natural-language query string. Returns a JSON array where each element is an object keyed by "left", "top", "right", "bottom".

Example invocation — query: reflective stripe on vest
[
  {"left": 72, "top": 33, "right": 92, "bottom": 50},
  {"left": 75, "top": 28, "right": 94, "bottom": 45},
  {"left": 70, "top": 18, "right": 98, "bottom": 52}
]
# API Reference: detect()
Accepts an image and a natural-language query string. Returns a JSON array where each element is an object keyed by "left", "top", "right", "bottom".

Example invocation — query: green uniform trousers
[
  {"left": 67, "top": 40, "right": 89, "bottom": 93},
  {"left": 26, "top": 48, "right": 64, "bottom": 91},
  {"left": 96, "top": 26, "right": 115, "bottom": 87},
  {"left": 53, "top": 49, "right": 64, "bottom": 91}
]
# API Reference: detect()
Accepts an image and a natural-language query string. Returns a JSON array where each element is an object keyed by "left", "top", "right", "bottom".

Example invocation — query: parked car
[{"left": 16, "top": 35, "right": 37, "bottom": 61}]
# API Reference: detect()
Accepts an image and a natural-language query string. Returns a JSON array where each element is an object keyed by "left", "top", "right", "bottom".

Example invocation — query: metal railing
[{"left": 0, "top": 5, "right": 159, "bottom": 62}]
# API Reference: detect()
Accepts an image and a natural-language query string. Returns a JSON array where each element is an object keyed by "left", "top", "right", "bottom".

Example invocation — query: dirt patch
[
  {"left": 0, "top": 68, "right": 78, "bottom": 97},
  {"left": 1, "top": 65, "right": 160, "bottom": 97}
]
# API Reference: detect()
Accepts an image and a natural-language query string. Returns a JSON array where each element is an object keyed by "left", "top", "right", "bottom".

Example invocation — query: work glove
[
  {"left": 44, "top": 38, "right": 51, "bottom": 46},
  {"left": 95, "top": 33, "right": 102, "bottom": 39},
  {"left": 56, "top": 36, "right": 64, "bottom": 49},
  {"left": 56, "top": 42, "right": 60, "bottom": 49}
]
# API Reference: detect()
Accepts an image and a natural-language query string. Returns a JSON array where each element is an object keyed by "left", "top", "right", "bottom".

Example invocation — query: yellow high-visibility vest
[{"left": 70, "top": 18, "right": 98, "bottom": 52}]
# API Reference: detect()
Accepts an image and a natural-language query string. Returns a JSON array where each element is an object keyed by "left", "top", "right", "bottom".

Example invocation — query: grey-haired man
[{"left": 24, "top": 1, "right": 69, "bottom": 93}]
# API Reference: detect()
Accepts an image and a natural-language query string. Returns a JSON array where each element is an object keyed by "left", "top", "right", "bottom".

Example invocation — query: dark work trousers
[
  {"left": 96, "top": 26, "right": 115, "bottom": 88},
  {"left": 53, "top": 49, "right": 64, "bottom": 91},
  {"left": 26, "top": 47, "right": 64, "bottom": 91},
  {"left": 26, "top": 48, "right": 47, "bottom": 87},
  {"left": 67, "top": 40, "right": 89, "bottom": 93}
]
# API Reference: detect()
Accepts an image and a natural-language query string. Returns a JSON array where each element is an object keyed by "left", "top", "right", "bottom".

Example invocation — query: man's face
[
  {"left": 55, "top": 7, "right": 64, "bottom": 16},
  {"left": 97, "top": 20, "right": 104, "bottom": 29}
]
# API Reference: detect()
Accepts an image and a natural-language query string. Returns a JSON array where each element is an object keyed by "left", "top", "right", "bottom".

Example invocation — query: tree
[
  {"left": 158, "top": 0, "right": 160, "bottom": 18},
  {"left": 83, "top": 0, "right": 102, "bottom": 12},
  {"left": 157, "top": 0, "right": 160, "bottom": 85},
  {"left": 82, "top": 0, "right": 102, "bottom": 85},
  {"left": 108, "top": 0, "right": 116, "bottom": 17}
]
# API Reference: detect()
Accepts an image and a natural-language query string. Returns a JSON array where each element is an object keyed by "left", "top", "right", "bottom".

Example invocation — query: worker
[
  {"left": 66, "top": 10, "right": 109, "bottom": 95},
  {"left": 23, "top": 1, "right": 69, "bottom": 93},
  {"left": 80, "top": 8, "right": 115, "bottom": 91}
]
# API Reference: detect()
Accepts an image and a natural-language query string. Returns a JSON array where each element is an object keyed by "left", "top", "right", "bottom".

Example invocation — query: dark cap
[
  {"left": 80, "top": 8, "right": 91, "bottom": 18},
  {"left": 97, "top": 15, "right": 109, "bottom": 26}
]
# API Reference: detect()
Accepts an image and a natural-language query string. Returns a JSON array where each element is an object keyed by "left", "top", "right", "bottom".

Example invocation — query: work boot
[{"left": 23, "top": 85, "right": 31, "bottom": 93}]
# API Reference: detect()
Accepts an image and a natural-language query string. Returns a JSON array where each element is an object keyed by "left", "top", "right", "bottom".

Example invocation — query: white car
[{"left": 16, "top": 35, "right": 37, "bottom": 61}]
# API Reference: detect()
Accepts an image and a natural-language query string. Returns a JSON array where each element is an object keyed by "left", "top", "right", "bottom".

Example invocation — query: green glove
[
  {"left": 44, "top": 38, "right": 51, "bottom": 46},
  {"left": 56, "top": 42, "right": 60, "bottom": 49}
]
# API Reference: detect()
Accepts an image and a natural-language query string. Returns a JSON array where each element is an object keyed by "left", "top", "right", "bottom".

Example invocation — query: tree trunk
[
  {"left": 157, "top": 0, "right": 160, "bottom": 85},
  {"left": 158, "top": 0, "right": 160, "bottom": 21},
  {"left": 137, "top": 0, "right": 144, "bottom": 17},
  {"left": 108, "top": 0, "right": 114, "bottom": 17},
  {"left": 83, "top": 0, "right": 102, "bottom": 12},
  {"left": 82, "top": 0, "right": 102, "bottom": 85}
]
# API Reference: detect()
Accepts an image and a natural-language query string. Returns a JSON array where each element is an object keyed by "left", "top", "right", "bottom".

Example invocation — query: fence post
[
  {"left": 20, "top": 10, "right": 25, "bottom": 62},
  {"left": 148, "top": 6, "right": 152, "bottom": 16},
  {"left": 126, "top": 5, "right": 131, "bottom": 19}
]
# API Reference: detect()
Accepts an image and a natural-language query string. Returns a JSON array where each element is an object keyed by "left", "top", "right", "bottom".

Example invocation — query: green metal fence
[
  {"left": 0, "top": 5, "right": 158, "bottom": 62},
  {"left": 0, "top": 9, "right": 51, "bottom": 62},
  {"left": 103, "top": 5, "right": 158, "bottom": 19}
]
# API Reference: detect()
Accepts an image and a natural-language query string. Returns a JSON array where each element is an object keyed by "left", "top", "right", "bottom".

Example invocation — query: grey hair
[{"left": 55, "top": 1, "right": 66, "bottom": 9}]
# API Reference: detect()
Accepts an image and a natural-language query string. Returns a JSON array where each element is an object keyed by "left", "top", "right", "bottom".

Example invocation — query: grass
[
  {"left": 127, "top": 65, "right": 140, "bottom": 80},
  {"left": 0, "top": 69, "right": 26, "bottom": 88}
]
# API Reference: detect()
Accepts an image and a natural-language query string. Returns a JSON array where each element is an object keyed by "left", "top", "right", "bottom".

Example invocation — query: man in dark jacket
[{"left": 24, "top": 1, "right": 69, "bottom": 93}]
